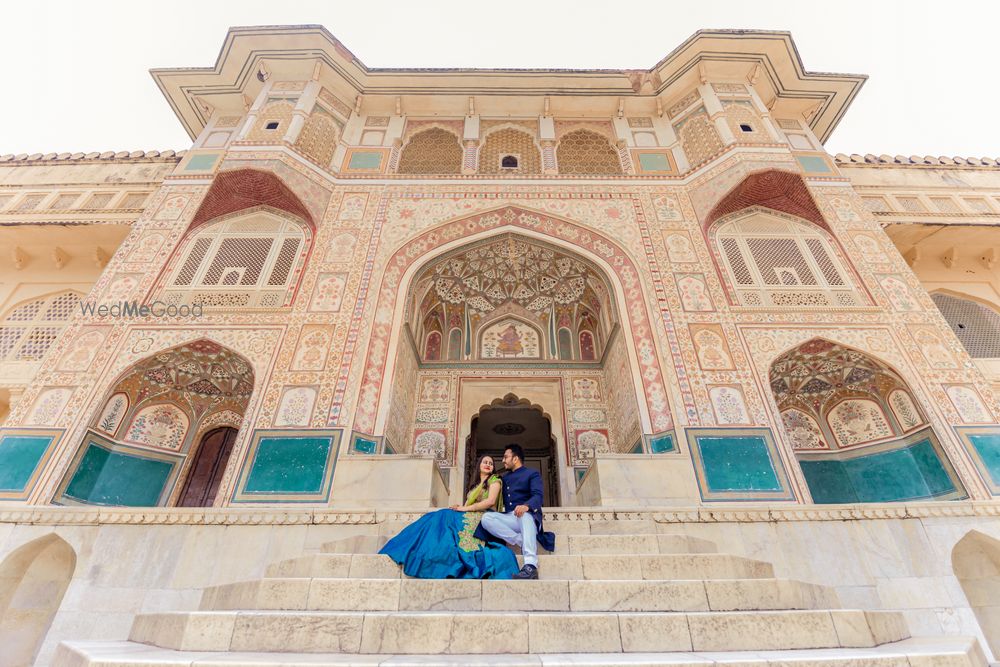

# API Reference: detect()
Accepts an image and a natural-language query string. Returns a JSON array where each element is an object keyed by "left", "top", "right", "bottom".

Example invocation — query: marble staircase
[{"left": 54, "top": 525, "right": 988, "bottom": 666}]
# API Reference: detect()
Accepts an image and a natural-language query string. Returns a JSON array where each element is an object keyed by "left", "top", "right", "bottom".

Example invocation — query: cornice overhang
[{"left": 151, "top": 25, "right": 866, "bottom": 143}]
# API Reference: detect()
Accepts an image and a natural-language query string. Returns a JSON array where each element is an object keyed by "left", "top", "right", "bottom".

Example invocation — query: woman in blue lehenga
[{"left": 379, "top": 455, "right": 518, "bottom": 579}]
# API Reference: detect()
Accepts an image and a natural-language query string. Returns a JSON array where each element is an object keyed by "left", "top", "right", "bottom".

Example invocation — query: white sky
[{"left": 2, "top": 0, "right": 996, "bottom": 157}]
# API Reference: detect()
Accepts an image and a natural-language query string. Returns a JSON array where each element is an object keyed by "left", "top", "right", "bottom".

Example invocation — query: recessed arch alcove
[
  {"left": 769, "top": 337, "right": 965, "bottom": 503},
  {"left": 56, "top": 338, "right": 254, "bottom": 507}
]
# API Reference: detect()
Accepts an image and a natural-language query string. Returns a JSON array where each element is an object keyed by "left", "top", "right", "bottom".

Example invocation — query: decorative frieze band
[{"left": 2, "top": 501, "right": 998, "bottom": 526}]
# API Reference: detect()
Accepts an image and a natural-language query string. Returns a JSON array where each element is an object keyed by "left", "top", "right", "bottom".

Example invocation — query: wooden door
[{"left": 177, "top": 426, "right": 238, "bottom": 507}]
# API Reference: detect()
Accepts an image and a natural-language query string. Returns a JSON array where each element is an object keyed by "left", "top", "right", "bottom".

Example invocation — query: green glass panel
[
  {"left": 698, "top": 436, "right": 782, "bottom": 492},
  {"left": 184, "top": 154, "right": 220, "bottom": 171},
  {"left": 969, "top": 433, "right": 1000, "bottom": 484},
  {"left": 638, "top": 152, "right": 671, "bottom": 171},
  {"left": 0, "top": 434, "right": 53, "bottom": 491},
  {"left": 348, "top": 152, "right": 383, "bottom": 170},
  {"left": 795, "top": 155, "right": 832, "bottom": 173},
  {"left": 909, "top": 439, "right": 956, "bottom": 496},
  {"left": 244, "top": 436, "right": 331, "bottom": 494},
  {"left": 801, "top": 438, "right": 955, "bottom": 504},
  {"left": 629, "top": 440, "right": 644, "bottom": 454},
  {"left": 845, "top": 446, "right": 928, "bottom": 503},
  {"left": 64, "top": 443, "right": 172, "bottom": 506},
  {"left": 649, "top": 433, "right": 675, "bottom": 454},
  {"left": 353, "top": 437, "right": 377, "bottom": 454},
  {"left": 799, "top": 459, "right": 858, "bottom": 504}
]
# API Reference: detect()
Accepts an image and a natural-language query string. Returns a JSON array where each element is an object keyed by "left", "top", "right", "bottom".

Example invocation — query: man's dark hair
[{"left": 505, "top": 444, "right": 525, "bottom": 463}]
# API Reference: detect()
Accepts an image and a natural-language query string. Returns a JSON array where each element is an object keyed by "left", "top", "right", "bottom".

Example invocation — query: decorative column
[
  {"left": 746, "top": 84, "right": 783, "bottom": 143},
  {"left": 462, "top": 115, "right": 480, "bottom": 174},
  {"left": 283, "top": 80, "right": 321, "bottom": 145},
  {"left": 698, "top": 83, "right": 736, "bottom": 145},
  {"left": 236, "top": 80, "right": 273, "bottom": 141},
  {"left": 539, "top": 116, "right": 558, "bottom": 174}
]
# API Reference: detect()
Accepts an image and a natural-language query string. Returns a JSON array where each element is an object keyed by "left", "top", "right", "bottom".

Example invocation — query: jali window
[
  {"left": 163, "top": 212, "right": 307, "bottom": 309},
  {"left": 0, "top": 291, "right": 81, "bottom": 364},
  {"left": 715, "top": 210, "right": 860, "bottom": 308}
]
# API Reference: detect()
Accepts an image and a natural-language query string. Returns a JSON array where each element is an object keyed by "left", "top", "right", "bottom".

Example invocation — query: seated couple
[{"left": 379, "top": 444, "right": 555, "bottom": 579}]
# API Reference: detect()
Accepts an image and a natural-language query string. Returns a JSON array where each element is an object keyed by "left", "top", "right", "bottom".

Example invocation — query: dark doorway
[
  {"left": 464, "top": 394, "right": 560, "bottom": 507},
  {"left": 177, "top": 426, "right": 238, "bottom": 507}
]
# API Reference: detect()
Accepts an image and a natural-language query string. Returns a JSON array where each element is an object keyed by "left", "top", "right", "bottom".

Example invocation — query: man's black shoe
[{"left": 512, "top": 564, "right": 538, "bottom": 580}]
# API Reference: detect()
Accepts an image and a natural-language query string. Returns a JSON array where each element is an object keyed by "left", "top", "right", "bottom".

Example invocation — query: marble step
[
  {"left": 127, "top": 609, "right": 909, "bottom": 654},
  {"left": 53, "top": 636, "right": 992, "bottom": 667},
  {"left": 200, "top": 577, "right": 838, "bottom": 612},
  {"left": 320, "top": 533, "right": 716, "bottom": 556},
  {"left": 269, "top": 553, "right": 774, "bottom": 580}
]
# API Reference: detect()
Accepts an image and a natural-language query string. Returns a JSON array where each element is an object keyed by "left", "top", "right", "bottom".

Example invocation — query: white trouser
[{"left": 480, "top": 511, "right": 539, "bottom": 566}]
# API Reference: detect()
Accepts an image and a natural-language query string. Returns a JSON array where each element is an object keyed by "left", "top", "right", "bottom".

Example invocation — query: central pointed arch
[{"left": 349, "top": 205, "right": 672, "bottom": 441}]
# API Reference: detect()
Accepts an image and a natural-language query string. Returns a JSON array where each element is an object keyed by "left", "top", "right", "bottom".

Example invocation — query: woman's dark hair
[{"left": 469, "top": 454, "right": 497, "bottom": 496}]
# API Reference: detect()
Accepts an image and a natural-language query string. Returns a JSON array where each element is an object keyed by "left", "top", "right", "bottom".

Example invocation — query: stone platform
[{"left": 1, "top": 502, "right": 997, "bottom": 665}]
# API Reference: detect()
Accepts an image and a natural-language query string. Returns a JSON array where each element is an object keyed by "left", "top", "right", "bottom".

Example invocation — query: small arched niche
[
  {"left": 0, "top": 534, "right": 76, "bottom": 666},
  {"left": 952, "top": 530, "right": 1000, "bottom": 658},
  {"left": 57, "top": 339, "right": 254, "bottom": 507},
  {"left": 770, "top": 338, "right": 964, "bottom": 503}
]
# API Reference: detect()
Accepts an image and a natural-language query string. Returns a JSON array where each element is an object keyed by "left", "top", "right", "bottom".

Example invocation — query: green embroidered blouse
[
  {"left": 457, "top": 474, "right": 504, "bottom": 553},
  {"left": 466, "top": 474, "right": 505, "bottom": 512}
]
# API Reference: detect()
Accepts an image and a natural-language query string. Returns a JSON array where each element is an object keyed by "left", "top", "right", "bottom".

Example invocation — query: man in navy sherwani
[{"left": 476, "top": 444, "right": 555, "bottom": 579}]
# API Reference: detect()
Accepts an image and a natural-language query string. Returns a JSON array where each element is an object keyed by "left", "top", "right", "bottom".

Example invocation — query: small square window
[
  {"left": 500, "top": 155, "right": 519, "bottom": 169},
  {"left": 739, "top": 124, "right": 754, "bottom": 133},
  {"left": 265, "top": 121, "right": 280, "bottom": 130}
]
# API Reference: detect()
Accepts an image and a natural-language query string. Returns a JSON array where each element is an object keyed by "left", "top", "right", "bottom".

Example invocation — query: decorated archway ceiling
[
  {"left": 769, "top": 338, "right": 906, "bottom": 414},
  {"left": 415, "top": 234, "right": 608, "bottom": 318},
  {"left": 120, "top": 339, "right": 255, "bottom": 404}
]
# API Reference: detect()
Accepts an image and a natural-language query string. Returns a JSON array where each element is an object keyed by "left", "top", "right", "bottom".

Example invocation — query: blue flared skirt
[{"left": 378, "top": 509, "right": 518, "bottom": 579}]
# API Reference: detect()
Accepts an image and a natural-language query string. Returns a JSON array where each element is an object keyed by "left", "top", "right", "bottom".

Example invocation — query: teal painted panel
[
  {"left": 348, "top": 152, "right": 383, "bottom": 170},
  {"left": 698, "top": 436, "right": 782, "bottom": 492},
  {"left": 649, "top": 433, "right": 675, "bottom": 454},
  {"left": 352, "top": 436, "right": 378, "bottom": 454},
  {"left": 574, "top": 467, "right": 588, "bottom": 485},
  {"left": 969, "top": 433, "right": 1000, "bottom": 484},
  {"left": 844, "top": 445, "right": 931, "bottom": 503},
  {"left": 909, "top": 439, "right": 956, "bottom": 496},
  {"left": 0, "top": 435, "right": 53, "bottom": 491},
  {"left": 638, "top": 153, "right": 671, "bottom": 171},
  {"left": 628, "top": 440, "right": 644, "bottom": 454},
  {"left": 795, "top": 155, "right": 832, "bottom": 173},
  {"left": 184, "top": 154, "right": 219, "bottom": 171},
  {"left": 64, "top": 443, "right": 172, "bottom": 506},
  {"left": 244, "top": 436, "right": 332, "bottom": 494},
  {"left": 801, "top": 438, "right": 955, "bottom": 504},
  {"left": 799, "top": 459, "right": 858, "bottom": 504}
]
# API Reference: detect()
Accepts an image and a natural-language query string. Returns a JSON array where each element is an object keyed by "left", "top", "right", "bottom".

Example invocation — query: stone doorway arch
[{"left": 464, "top": 393, "right": 560, "bottom": 507}]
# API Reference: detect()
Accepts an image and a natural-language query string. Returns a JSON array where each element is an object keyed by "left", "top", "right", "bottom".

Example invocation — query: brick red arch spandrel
[{"left": 190, "top": 168, "right": 314, "bottom": 230}]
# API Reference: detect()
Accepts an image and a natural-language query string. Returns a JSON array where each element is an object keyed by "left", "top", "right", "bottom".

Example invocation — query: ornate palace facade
[{"left": 1, "top": 26, "right": 1000, "bottom": 666}]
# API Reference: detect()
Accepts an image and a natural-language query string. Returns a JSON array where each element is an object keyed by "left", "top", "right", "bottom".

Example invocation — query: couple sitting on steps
[{"left": 379, "top": 444, "right": 556, "bottom": 580}]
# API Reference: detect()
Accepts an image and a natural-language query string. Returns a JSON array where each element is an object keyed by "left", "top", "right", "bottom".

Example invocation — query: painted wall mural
[
  {"left": 480, "top": 319, "right": 541, "bottom": 359},
  {"left": 124, "top": 404, "right": 190, "bottom": 451}
]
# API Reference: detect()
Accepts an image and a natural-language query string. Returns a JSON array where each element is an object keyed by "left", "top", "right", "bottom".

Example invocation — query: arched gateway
[{"left": 359, "top": 207, "right": 664, "bottom": 503}]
